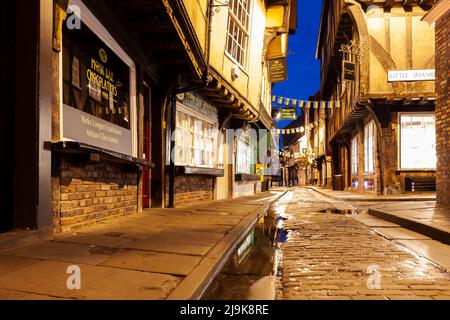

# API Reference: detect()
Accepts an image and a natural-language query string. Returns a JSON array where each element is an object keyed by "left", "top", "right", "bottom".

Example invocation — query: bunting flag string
[
  {"left": 271, "top": 95, "right": 341, "bottom": 109},
  {"left": 271, "top": 119, "right": 325, "bottom": 135}
]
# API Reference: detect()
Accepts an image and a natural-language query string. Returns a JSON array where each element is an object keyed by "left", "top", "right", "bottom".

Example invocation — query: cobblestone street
[{"left": 277, "top": 188, "right": 450, "bottom": 300}]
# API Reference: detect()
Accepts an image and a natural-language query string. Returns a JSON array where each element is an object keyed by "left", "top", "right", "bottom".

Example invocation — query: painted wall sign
[
  {"left": 63, "top": 105, "right": 132, "bottom": 155},
  {"left": 342, "top": 61, "right": 356, "bottom": 81},
  {"left": 388, "top": 69, "right": 435, "bottom": 82},
  {"left": 269, "top": 58, "right": 287, "bottom": 83}
]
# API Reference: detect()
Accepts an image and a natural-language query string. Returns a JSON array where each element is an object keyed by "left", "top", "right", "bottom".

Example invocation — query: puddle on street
[{"left": 203, "top": 207, "right": 289, "bottom": 300}]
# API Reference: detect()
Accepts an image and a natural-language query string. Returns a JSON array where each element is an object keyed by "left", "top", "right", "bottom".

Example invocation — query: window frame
[
  {"left": 225, "top": 0, "right": 252, "bottom": 69},
  {"left": 236, "top": 130, "right": 256, "bottom": 174},
  {"left": 174, "top": 103, "right": 221, "bottom": 169},
  {"left": 364, "top": 121, "right": 375, "bottom": 174},
  {"left": 351, "top": 135, "right": 358, "bottom": 175}
]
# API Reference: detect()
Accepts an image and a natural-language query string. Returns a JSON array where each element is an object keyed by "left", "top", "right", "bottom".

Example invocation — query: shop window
[
  {"left": 364, "top": 179, "right": 374, "bottom": 191},
  {"left": 351, "top": 136, "right": 358, "bottom": 175},
  {"left": 174, "top": 108, "right": 221, "bottom": 168},
  {"left": 400, "top": 114, "right": 436, "bottom": 169},
  {"left": 62, "top": 21, "right": 130, "bottom": 129},
  {"left": 364, "top": 121, "right": 375, "bottom": 174},
  {"left": 226, "top": 0, "right": 251, "bottom": 67},
  {"left": 61, "top": 7, "right": 136, "bottom": 156},
  {"left": 236, "top": 131, "right": 256, "bottom": 174}
]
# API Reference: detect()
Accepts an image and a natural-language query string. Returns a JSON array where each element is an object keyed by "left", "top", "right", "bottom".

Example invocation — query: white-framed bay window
[
  {"left": 226, "top": 0, "right": 252, "bottom": 67},
  {"left": 174, "top": 104, "right": 222, "bottom": 168},
  {"left": 364, "top": 121, "right": 375, "bottom": 174},
  {"left": 399, "top": 114, "right": 436, "bottom": 169},
  {"left": 351, "top": 136, "right": 358, "bottom": 175},
  {"left": 236, "top": 131, "right": 256, "bottom": 174}
]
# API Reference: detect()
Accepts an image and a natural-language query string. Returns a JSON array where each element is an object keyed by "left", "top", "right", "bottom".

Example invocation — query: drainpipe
[{"left": 168, "top": 0, "right": 215, "bottom": 208}]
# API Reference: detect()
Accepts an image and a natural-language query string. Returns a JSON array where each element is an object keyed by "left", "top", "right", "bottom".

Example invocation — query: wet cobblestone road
[{"left": 277, "top": 188, "right": 450, "bottom": 300}]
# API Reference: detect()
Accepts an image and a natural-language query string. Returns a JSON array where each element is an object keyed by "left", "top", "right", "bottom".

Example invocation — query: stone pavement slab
[
  {"left": 0, "top": 260, "right": 180, "bottom": 300},
  {"left": 373, "top": 227, "right": 432, "bottom": 240},
  {"left": 119, "top": 239, "right": 212, "bottom": 255},
  {"left": 0, "top": 256, "right": 41, "bottom": 277},
  {"left": 8, "top": 241, "right": 113, "bottom": 265},
  {"left": 100, "top": 250, "right": 202, "bottom": 276}
]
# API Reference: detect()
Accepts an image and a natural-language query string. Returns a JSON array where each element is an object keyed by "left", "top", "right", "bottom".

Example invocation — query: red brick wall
[
  {"left": 58, "top": 156, "right": 138, "bottom": 231},
  {"left": 166, "top": 175, "right": 214, "bottom": 207},
  {"left": 435, "top": 11, "right": 450, "bottom": 206}
]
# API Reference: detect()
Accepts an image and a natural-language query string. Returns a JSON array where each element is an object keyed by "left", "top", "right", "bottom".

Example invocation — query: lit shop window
[
  {"left": 364, "top": 121, "right": 375, "bottom": 174},
  {"left": 351, "top": 136, "right": 358, "bottom": 175},
  {"left": 174, "top": 109, "right": 221, "bottom": 168},
  {"left": 236, "top": 131, "right": 255, "bottom": 174},
  {"left": 62, "top": 21, "right": 130, "bottom": 129},
  {"left": 400, "top": 114, "right": 436, "bottom": 169},
  {"left": 226, "top": 0, "right": 251, "bottom": 67}
]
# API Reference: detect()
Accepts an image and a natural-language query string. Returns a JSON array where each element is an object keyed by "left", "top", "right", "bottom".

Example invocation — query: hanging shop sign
[
  {"left": 269, "top": 58, "right": 287, "bottom": 83},
  {"left": 342, "top": 60, "right": 356, "bottom": 81},
  {"left": 388, "top": 69, "right": 435, "bottom": 82},
  {"left": 280, "top": 108, "right": 296, "bottom": 120},
  {"left": 61, "top": 19, "right": 133, "bottom": 155}
]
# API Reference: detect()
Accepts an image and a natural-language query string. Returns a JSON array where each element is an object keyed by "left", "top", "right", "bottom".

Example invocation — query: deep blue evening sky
[{"left": 273, "top": 0, "right": 323, "bottom": 129}]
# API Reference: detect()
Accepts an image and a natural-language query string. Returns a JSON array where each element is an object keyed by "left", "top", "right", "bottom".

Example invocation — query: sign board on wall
[
  {"left": 269, "top": 58, "right": 287, "bottom": 83},
  {"left": 63, "top": 105, "right": 132, "bottom": 155},
  {"left": 388, "top": 69, "right": 435, "bottom": 82}
]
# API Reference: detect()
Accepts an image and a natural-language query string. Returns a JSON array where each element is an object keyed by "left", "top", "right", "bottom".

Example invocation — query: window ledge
[
  {"left": 176, "top": 166, "right": 224, "bottom": 177},
  {"left": 51, "top": 141, "right": 155, "bottom": 169},
  {"left": 235, "top": 173, "right": 261, "bottom": 182}
]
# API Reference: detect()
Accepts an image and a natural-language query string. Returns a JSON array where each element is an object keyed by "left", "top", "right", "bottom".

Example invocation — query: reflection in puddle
[{"left": 203, "top": 208, "right": 290, "bottom": 300}]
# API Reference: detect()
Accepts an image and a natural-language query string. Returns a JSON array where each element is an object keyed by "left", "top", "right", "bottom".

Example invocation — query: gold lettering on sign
[{"left": 87, "top": 57, "right": 118, "bottom": 101}]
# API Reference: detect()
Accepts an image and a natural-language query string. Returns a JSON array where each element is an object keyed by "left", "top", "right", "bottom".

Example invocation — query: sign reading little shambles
[
  {"left": 388, "top": 69, "right": 435, "bottom": 82},
  {"left": 62, "top": 19, "right": 132, "bottom": 155}
]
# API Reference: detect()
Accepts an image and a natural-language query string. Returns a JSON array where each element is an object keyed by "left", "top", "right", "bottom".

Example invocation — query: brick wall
[
  {"left": 58, "top": 156, "right": 138, "bottom": 231},
  {"left": 435, "top": 11, "right": 450, "bottom": 206},
  {"left": 168, "top": 175, "right": 214, "bottom": 207}
]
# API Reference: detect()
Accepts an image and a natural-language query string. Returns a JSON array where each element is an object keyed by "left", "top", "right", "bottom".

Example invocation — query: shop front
[
  {"left": 166, "top": 93, "right": 225, "bottom": 207},
  {"left": 52, "top": 1, "right": 153, "bottom": 231}
]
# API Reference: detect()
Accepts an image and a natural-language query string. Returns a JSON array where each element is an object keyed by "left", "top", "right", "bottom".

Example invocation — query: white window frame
[
  {"left": 236, "top": 131, "right": 252, "bottom": 174},
  {"left": 226, "top": 0, "right": 252, "bottom": 68},
  {"left": 364, "top": 121, "right": 375, "bottom": 174},
  {"left": 61, "top": 0, "right": 137, "bottom": 157},
  {"left": 351, "top": 136, "right": 358, "bottom": 175},
  {"left": 174, "top": 103, "right": 221, "bottom": 169},
  {"left": 398, "top": 113, "right": 436, "bottom": 170}
]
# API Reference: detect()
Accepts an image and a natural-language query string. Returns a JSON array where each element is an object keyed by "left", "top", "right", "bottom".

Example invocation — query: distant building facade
[{"left": 317, "top": 0, "right": 438, "bottom": 195}]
